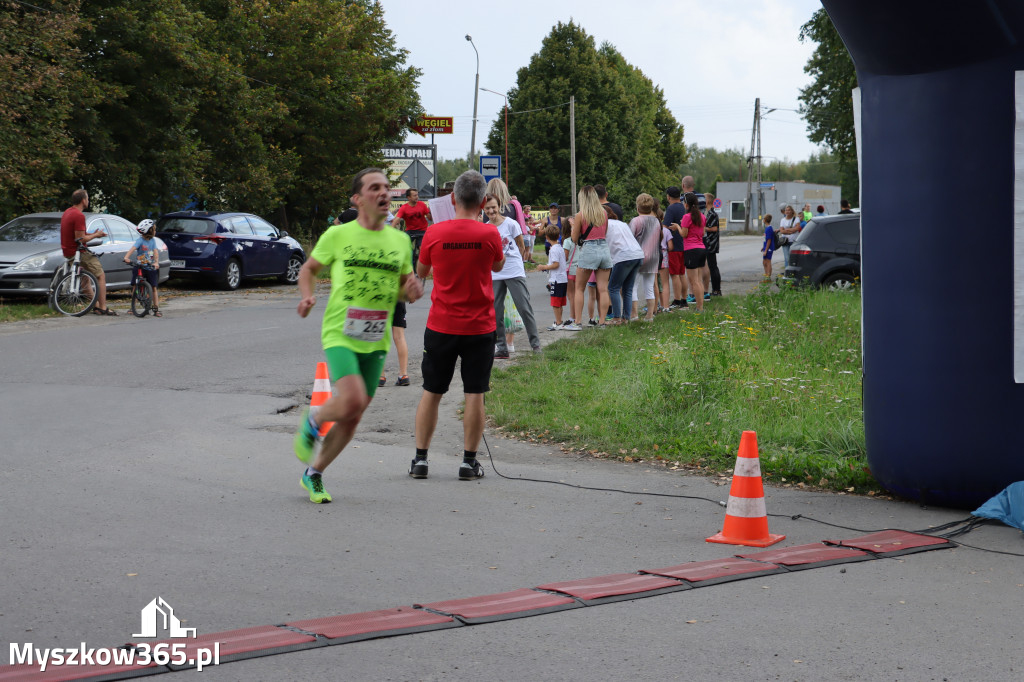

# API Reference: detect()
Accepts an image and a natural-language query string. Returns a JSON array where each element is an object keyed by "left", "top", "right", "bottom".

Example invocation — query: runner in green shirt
[{"left": 293, "top": 168, "right": 424, "bottom": 503}]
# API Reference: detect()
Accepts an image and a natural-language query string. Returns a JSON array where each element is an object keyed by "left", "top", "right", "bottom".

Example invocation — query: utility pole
[
  {"left": 466, "top": 36, "right": 479, "bottom": 169},
  {"left": 570, "top": 96, "right": 577, "bottom": 215},
  {"left": 756, "top": 100, "right": 763, "bottom": 228},
  {"left": 744, "top": 98, "right": 761, "bottom": 235},
  {"left": 480, "top": 87, "right": 509, "bottom": 186}
]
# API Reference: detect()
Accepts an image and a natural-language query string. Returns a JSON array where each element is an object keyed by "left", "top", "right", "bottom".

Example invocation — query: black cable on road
[{"left": 481, "top": 432, "right": 1024, "bottom": 556}]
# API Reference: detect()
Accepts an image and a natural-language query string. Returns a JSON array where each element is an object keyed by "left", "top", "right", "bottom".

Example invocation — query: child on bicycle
[{"left": 123, "top": 219, "right": 163, "bottom": 317}]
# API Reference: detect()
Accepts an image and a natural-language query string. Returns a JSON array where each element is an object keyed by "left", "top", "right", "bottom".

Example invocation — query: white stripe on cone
[
  {"left": 725, "top": 496, "right": 768, "bottom": 519},
  {"left": 313, "top": 378, "right": 332, "bottom": 393},
  {"left": 733, "top": 458, "right": 762, "bottom": 477}
]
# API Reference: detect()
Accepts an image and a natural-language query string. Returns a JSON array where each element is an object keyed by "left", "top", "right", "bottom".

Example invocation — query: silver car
[{"left": 0, "top": 212, "right": 170, "bottom": 296}]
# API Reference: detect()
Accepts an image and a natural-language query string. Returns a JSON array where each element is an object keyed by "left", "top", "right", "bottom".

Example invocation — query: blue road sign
[{"left": 480, "top": 155, "right": 502, "bottom": 182}]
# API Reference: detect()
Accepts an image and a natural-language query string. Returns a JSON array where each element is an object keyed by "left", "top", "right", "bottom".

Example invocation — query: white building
[{"left": 715, "top": 181, "right": 843, "bottom": 233}]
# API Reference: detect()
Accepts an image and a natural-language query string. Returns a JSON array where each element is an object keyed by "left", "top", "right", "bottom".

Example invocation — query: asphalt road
[{"left": 1, "top": 240, "right": 1021, "bottom": 681}]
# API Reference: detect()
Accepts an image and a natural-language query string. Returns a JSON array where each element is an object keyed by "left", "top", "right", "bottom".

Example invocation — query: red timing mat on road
[
  {"left": 736, "top": 543, "right": 872, "bottom": 570},
  {"left": 824, "top": 529, "right": 953, "bottom": 557},
  {"left": 0, "top": 651, "right": 159, "bottom": 682},
  {"left": 0, "top": 529, "right": 958, "bottom": 681},
  {"left": 286, "top": 607, "right": 460, "bottom": 644},
  {"left": 642, "top": 557, "right": 786, "bottom": 585},
  {"left": 536, "top": 573, "right": 689, "bottom": 605},
  {"left": 135, "top": 625, "right": 319, "bottom": 670},
  {"left": 417, "top": 588, "right": 580, "bottom": 624}
]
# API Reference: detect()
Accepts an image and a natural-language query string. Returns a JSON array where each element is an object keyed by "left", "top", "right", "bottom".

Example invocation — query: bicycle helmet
[{"left": 136, "top": 219, "right": 155, "bottom": 235}]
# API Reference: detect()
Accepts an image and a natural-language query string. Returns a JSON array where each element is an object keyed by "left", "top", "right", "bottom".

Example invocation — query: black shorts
[
  {"left": 684, "top": 248, "right": 707, "bottom": 270},
  {"left": 421, "top": 328, "right": 495, "bottom": 394},
  {"left": 392, "top": 301, "right": 407, "bottom": 329},
  {"left": 132, "top": 268, "right": 159, "bottom": 288}
]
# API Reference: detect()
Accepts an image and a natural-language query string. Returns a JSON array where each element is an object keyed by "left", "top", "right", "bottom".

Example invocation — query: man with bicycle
[
  {"left": 60, "top": 189, "right": 116, "bottom": 315},
  {"left": 394, "top": 188, "right": 432, "bottom": 268}
]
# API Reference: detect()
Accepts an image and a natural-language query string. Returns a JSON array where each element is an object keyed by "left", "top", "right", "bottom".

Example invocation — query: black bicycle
[{"left": 129, "top": 263, "right": 154, "bottom": 317}]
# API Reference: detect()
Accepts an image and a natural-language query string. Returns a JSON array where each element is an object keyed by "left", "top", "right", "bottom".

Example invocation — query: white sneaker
[
  {"left": 546, "top": 324, "right": 560, "bottom": 331},
  {"left": 562, "top": 323, "right": 582, "bottom": 331},
  {"left": 508, "top": 344, "right": 515, "bottom": 353}
]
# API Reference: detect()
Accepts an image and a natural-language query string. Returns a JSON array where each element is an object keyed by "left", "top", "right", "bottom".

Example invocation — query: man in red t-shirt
[
  {"left": 59, "top": 189, "right": 116, "bottom": 315},
  {"left": 410, "top": 170, "right": 504, "bottom": 481},
  {"left": 394, "top": 188, "right": 432, "bottom": 267}
]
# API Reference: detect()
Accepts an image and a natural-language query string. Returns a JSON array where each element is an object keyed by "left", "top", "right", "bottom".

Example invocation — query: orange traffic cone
[
  {"left": 310, "top": 362, "right": 335, "bottom": 437},
  {"left": 706, "top": 431, "right": 785, "bottom": 547}
]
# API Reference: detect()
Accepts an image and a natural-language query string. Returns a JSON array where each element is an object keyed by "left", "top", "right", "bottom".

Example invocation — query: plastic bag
[{"left": 504, "top": 292, "right": 524, "bottom": 332}]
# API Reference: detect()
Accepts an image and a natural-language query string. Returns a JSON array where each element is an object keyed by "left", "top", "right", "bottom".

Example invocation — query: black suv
[{"left": 782, "top": 213, "right": 860, "bottom": 290}]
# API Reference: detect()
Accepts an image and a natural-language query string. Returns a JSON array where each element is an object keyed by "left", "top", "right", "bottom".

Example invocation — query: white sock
[{"left": 305, "top": 466, "right": 322, "bottom": 477}]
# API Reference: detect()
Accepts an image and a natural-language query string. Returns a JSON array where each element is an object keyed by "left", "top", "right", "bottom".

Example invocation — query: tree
[
  {"left": 72, "top": 0, "right": 233, "bottom": 218},
  {"left": 799, "top": 149, "right": 843, "bottom": 186},
  {"left": 798, "top": 9, "right": 859, "bottom": 203},
  {"left": 0, "top": 0, "right": 93, "bottom": 219},
  {"left": 70, "top": 0, "right": 419, "bottom": 228},
  {"left": 597, "top": 43, "right": 685, "bottom": 207},
  {"left": 436, "top": 154, "right": 479, "bottom": 188},
  {"left": 711, "top": 173, "right": 724, "bottom": 196},
  {"left": 484, "top": 21, "right": 684, "bottom": 210},
  {"left": 225, "top": 0, "right": 421, "bottom": 233},
  {"left": 2, "top": 1, "right": 420, "bottom": 231},
  {"left": 678, "top": 145, "right": 748, "bottom": 195}
]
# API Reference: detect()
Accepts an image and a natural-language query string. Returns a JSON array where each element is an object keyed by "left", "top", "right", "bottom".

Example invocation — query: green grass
[
  {"left": 488, "top": 284, "right": 875, "bottom": 493},
  {"left": 0, "top": 298, "right": 59, "bottom": 322},
  {"left": 523, "top": 242, "right": 548, "bottom": 272}
]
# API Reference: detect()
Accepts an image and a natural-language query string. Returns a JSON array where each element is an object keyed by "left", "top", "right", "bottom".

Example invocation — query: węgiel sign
[
  {"left": 382, "top": 144, "right": 436, "bottom": 199},
  {"left": 410, "top": 116, "right": 453, "bottom": 135}
]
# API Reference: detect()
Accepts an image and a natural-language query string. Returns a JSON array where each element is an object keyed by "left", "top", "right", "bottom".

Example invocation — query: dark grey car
[
  {"left": 781, "top": 213, "right": 861, "bottom": 290},
  {"left": 0, "top": 212, "right": 170, "bottom": 296}
]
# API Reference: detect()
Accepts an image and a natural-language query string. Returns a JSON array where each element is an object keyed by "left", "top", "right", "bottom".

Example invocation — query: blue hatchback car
[{"left": 155, "top": 212, "right": 305, "bottom": 290}]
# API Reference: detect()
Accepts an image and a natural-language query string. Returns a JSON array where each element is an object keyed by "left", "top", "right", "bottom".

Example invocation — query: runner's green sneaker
[
  {"left": 293, "top": 408, "right": 320, "bottom": 464},
  {"left": 300, "top": 472, "right": 332, "bottom": 504}
]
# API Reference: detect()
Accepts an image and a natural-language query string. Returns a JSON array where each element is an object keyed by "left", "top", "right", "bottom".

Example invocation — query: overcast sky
[{"left": 382, "top": 0, "right": 826, "bottom": 164}]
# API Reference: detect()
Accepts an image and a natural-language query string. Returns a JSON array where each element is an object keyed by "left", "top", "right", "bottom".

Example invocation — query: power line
[
  {"left": 508, "top": 101, "right": 571, "bottom": 116},
  {"left": 6, "top": 0, "right": 59, "bottom": 13}
]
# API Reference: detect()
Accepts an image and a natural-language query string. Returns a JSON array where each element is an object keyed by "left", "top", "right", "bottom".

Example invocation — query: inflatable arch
[{"left": 823, "top": 0, "right": 1024, "bottom": 507}]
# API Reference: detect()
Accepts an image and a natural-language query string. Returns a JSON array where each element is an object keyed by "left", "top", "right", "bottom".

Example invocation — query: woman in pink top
[
  {"left": 567, "top": 185, "right": 611, "bottom": 330},
  {"left": 680, "top": 192, "right": 707, "bottom": 312}
]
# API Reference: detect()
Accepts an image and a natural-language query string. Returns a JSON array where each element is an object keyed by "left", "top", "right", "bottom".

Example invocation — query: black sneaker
[
  {"left": 494, "top": 350, "right": 510, "bottom": 359},
  {"left": 395, "top": 375, "right": 410, "bottom": 386},
  {"left": 409, "top": 458, "right": 428, "bottom": 479},
  {"left": 711, "top": 290, "right": 723, "bottom": 297},
  {"left": 588, "top": 318, "right": 598, "bottom": 326},
  {"left": 458, "top": 460, "right": 485, "bottom": 480}
]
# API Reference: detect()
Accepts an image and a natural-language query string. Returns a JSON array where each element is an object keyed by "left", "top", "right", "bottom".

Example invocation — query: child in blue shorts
[{"left": 761, "top": 213, "right": 775, "bottom": 279}]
